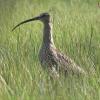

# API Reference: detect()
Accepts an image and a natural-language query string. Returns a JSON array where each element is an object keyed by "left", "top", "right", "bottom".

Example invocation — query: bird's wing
[{"left": 55, "top": 50, "right": 86, "bottom": 75}]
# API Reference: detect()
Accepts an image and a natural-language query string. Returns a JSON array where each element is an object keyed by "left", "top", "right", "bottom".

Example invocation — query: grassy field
[{"left": 0, "top": 0, "right": 100, "bottom": 100}]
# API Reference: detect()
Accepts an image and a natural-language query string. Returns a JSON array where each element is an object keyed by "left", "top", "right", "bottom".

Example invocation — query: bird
[{"left": 12, "top": 12, "right": 86, "bottom": 79}]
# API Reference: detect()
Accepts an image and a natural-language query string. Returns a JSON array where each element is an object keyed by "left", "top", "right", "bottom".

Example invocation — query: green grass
[{"left": 0, "top": 0, "right": 100, "bottom": 100}]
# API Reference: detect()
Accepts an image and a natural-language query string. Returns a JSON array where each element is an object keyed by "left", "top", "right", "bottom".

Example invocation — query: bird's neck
[{"left": 42, "top": 22, "right": 55, "bottom": 47}]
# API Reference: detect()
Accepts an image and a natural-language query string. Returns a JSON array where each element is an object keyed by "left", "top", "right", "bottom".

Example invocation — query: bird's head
[
  {"left": 39, "top": 13, "right": 50, "bottom": 23},
  {"left": 12, "top": 12, "right": 50, "bottom": 31}
]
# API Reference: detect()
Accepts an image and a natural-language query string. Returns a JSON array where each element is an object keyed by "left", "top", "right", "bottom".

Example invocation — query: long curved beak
[{"left": 12, "top": 16, "right": 40, "bottom": 31}]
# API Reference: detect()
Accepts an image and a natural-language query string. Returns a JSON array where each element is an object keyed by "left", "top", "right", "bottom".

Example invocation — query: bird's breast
[
  {"left": 38, "top": 45, "right": 58, "bottom": 68},
  {"left": 39, "top": 48, "right": 47, "bottom": 65}
]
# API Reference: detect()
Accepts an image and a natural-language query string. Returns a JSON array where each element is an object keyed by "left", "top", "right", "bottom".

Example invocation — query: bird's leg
[{"left": 48, "top": 67, "right": 59, "bottom": 80}]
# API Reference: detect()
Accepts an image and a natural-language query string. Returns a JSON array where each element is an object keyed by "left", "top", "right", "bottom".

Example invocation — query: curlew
[{"left": 12, "top": 13, "right": 86, "bottom": 78}]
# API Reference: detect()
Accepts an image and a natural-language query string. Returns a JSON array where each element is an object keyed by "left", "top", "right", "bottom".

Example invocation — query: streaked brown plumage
[{"left": 12, "top": 12, "right": 86, "bottom": 78}]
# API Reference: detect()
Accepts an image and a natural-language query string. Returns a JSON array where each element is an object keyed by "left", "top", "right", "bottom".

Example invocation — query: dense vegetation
[{"left": 0, "top": 0, "right": 100, "bottom": 100}]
